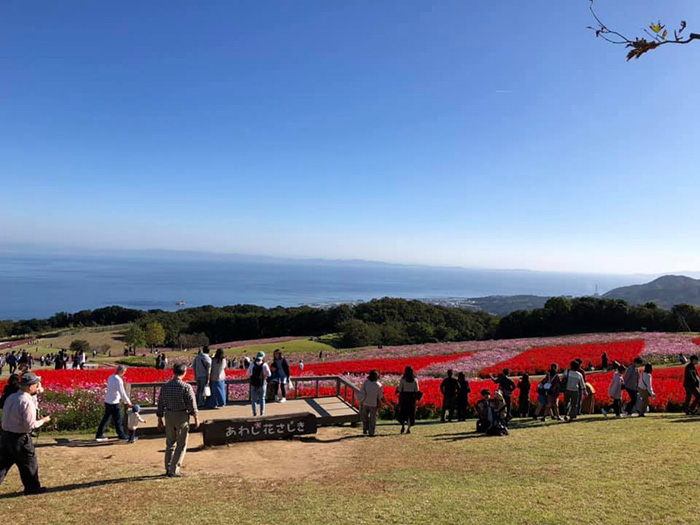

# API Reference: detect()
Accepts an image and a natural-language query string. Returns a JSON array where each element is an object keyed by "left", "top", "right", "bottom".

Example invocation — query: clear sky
[{"left": 2, "top": 1, "right": 699, "bottom": 274}]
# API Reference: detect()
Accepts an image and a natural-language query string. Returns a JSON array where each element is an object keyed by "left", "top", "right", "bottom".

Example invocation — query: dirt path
[{"left": 38, "top": 426, "right": 364, "bottom": 481}]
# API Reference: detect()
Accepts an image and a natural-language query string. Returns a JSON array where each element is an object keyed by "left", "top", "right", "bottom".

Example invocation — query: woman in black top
[
  {"left": 517, "top": 373, "right": 531, "bottom": 418},
  {"left": 457, "top": 372, "right": 471, "bottom": 421}
]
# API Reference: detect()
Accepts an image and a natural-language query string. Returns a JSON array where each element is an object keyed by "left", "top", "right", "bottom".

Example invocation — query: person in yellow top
[{"left": 581, "top": 382, "right": 596, "bottom": 414}]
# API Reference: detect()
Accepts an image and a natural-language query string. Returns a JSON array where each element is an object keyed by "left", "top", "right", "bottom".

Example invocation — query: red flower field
[
  {"left": 479, "top": 340, "right": 645, "bottom": 377},
  {"left": 297, "top": 352, "right": 472, "bottom": 377}
]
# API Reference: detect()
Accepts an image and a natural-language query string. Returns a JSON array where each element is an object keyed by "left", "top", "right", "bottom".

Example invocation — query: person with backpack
[
  {"left": 439, "top": 369, "right": 460, "bottom": 422},
  {"left": 489, "top": 368, "right": 516, "bottom": 420},
  {"left": 683, "top": 355, "right": 700, "bottom": 415},
  {"left": 456, "top": 372, "right": 471, "bottom": 421},
  {"left": 247, "top": 352, "right": 271, "bottom": 417}
]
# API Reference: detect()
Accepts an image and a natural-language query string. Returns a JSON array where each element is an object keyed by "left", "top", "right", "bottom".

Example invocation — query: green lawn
[{"left": 2, "top": 414, "right": 699, "bottom": 524}]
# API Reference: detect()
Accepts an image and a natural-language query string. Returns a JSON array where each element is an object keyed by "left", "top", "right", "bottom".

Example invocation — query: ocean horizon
[{"left": 0, "top": 252, "right": 652, "bottom": 320}]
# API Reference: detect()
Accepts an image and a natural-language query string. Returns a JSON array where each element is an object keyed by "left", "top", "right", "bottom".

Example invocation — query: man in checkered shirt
[{"left": 157, "top": 364, "right": 199, "bottom": 477}]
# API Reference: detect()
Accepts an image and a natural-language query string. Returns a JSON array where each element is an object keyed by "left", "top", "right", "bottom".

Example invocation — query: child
[
  {"left": 127, "top": 405, "right": 146, "bottom": 443},
  {"left": 602, "top": 365, "right": 625, "bottom": 419}
]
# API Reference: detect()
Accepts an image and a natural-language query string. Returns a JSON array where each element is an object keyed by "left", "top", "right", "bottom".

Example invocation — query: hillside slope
[{"left": 603, "top": 275, "right": 700, "bottom": 309}]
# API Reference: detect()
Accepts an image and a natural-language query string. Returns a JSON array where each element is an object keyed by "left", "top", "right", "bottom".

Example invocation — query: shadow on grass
[
  {"left": 0, "top": 474, "right": 164, "bottom": 500},
  {"left": 35, "top": 435, "right": 162, "bottom": 448}
]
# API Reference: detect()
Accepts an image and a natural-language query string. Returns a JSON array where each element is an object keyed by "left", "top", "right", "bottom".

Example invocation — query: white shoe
[
  {"left": 279, "top": 398, "right": 286, "bottom": 403},
  {"left": 95, "top": 437, "right": 108, "bottom": 442}
]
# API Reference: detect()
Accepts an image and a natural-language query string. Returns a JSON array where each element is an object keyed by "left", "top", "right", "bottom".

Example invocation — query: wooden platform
[{"left": 136, "top": 396, "right": 359, "bottom": 435}]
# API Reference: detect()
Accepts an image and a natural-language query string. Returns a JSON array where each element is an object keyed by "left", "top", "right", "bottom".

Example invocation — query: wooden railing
[{"left": 128, "top": 375, "right": 361, "bottom": 410}]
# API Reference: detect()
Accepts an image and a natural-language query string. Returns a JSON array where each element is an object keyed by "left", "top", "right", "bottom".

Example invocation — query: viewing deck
[{"left": 127, "top": 376, "right": 361, "bottom": 435}]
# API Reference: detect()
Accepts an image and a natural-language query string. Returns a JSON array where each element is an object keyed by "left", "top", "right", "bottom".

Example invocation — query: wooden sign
[{"left": 202, "top": 412, "right": 317, "bottom": 446}]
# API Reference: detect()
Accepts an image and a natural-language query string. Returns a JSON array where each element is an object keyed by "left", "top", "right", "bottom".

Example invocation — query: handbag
[{"left": 203, "top": 385, "right": 212, "bottom": 398}]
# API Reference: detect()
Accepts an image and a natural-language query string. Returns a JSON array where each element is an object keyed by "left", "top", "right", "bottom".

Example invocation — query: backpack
[{"left": 250, "top": 363, "right": 264, "bottom": 387}]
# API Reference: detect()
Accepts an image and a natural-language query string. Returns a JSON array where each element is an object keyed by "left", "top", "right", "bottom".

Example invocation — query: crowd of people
[{"left": 2, "top": 348, "right": 700, "bottom": 495}]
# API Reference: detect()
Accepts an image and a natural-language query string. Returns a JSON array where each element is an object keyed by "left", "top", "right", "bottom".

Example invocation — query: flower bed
[{"left": 479, "top": 340, "right": 645, "bottom": 377}]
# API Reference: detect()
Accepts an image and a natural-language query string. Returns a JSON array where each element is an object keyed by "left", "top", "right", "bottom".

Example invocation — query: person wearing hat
[
  {"left": 0, "top": 373, "right": 51, "bottom": 495},
  {"left": 247, "top": 352, "right": 271, "bottom": 417}
]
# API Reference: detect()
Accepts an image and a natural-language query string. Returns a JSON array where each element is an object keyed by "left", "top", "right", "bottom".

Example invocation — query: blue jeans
[
  {"left": 206, "top": 380, "right": 226, "bottom": 408},
  {"left": 250, "top": 384, "right": 266, "bottom": 416},
  {"left": 96, "top": 403, "right": 127, "bottom": 439},
  {"left": 196, "top": 377, "right": 208, "bottom": 408}
]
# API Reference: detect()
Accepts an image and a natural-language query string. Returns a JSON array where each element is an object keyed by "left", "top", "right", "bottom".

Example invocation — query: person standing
[
  {"left": 601, "top": 352, "right": 609, "bottom": 370},
  {"left": 0, "top": 353, "right": 5, "bottom": 375},
  {"left": 207, "top": 349, "right": 227, "bottom": 408},
  {"left": 517, "top": 373, "right": 531, "bottom": 418},
  {"left": 563, "top": 361, "right": 586, "bottom": 420},
  {"left": 95, "top": 365, "right": 132, "bottom": 441},
  {"left": 156, "top": 364, "right": 199, "bottom": 478},
  {"left": 545, "top": 363, "right": 562, "bottom": 421},
  {"left": 456, "top": 372, "right": 471, "bottom": 421},
  {"left": 193, "top": 346, "right": 212, "bottom": 408},
  {"left": 247, "top": 352, "right": 271, "bottom": 417},
  {"left": 397, "top": 366, "right": 420, "bottom": 434},
  {"left": 623, "top": 357, "right": 643, "bottom": 416},
  {"left": 298, "top": 359, "right": 305, "bottom": 372},
  {"left": 439, "top": 369, "right": 460, "bottom": 422},
  {"left": 358, "top": 370, "right": 385, "bottom": 437},
  {"left": 637, "top": 363, "right": 656, "bottom": 417},
  {"left": 603, "top": 365, "right": 626, "bottom": 418},
  {"left": 683, "top": 355, "right": 700, "bottom": 415},
  {"left": 7, "top": 351, "right": 18, "bottom": 375},
  {"left": 0, "top": 373, "right": 51, "bottom": 495},
  {"left": 489, "top": 369, "right": 516, "bottom": 420},
  {"left": 78, "top": 350, "right": 86, "bottom": 370},
  {"left": 270, "top": 349, "right": 291, "bottom": 403}
]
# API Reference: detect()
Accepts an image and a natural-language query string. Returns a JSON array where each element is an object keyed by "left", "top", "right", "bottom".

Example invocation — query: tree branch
[{"left": 588, "top": 1, "right": 699, "bottom": 60}]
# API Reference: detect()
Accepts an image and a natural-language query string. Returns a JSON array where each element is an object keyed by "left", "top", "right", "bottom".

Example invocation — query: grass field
[{"left": 1, "top": 414, "right": 699, "bottom": 524}]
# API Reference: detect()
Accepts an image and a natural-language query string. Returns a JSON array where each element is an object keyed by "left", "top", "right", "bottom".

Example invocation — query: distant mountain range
[{"left": 603, "top": 275, "right": 700, "bottom": 310}]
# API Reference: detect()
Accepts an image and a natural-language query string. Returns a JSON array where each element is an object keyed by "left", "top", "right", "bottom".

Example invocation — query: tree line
[{"left": 2, "top": 297, "right": 700, "bottom": 349}]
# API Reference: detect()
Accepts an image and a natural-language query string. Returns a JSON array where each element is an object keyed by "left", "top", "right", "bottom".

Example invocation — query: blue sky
[{"left": 1, "top": 1, "right": 699, "bottom": 274}]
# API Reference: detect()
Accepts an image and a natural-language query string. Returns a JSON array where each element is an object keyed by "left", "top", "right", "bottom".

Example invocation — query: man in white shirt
[
  {"left": 193, "top": 346, "right": 212, "bottom": 408},
  {"left": 95, "top": 365, "right": 132, "bottom": 441},
  {"left": 0, "top": 373, "right": 51, "bottom": 495}
]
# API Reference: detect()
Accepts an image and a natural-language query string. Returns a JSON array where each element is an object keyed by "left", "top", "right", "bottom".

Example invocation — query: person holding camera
[{"left": 0, "top": 373, "right": 51, "bottom": 495}]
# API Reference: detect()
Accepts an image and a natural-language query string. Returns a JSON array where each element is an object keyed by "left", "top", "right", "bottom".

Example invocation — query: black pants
[
  {"left": 624, "top": 388, "right": 638, "bottom": 414},
  {"left": 519, "top": 396, "right": 530, "bottom": 417},
  {"left": 9, "top": 364, "right": 16, "bottom": 374},
  {"left": 441, "top": 396, "right": 456, "bottom": 421},
  {"left": 0, "top": 431, "right": 41, "bottom": 494},
  {"left": 271, "top": 381, "right": 286, "bottom": 399},
  {"left": 684, "top": 387, "right": 700, "bottom": 413},
  {"left": 503, "top": 395, "right": 512, "bottom": 419},
  {"left": 612, "top": 398, "right": 622, "bottom": 417},
  {"left": 96, "top": 403, "right": 127, "bottom": 439},
  {"left": 457, "top": 396, "right": 469, "bottom": 421}
]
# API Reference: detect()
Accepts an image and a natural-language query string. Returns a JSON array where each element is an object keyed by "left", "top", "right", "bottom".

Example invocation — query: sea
[{"left": 0, "top": 252, "right": 650, "bottom": 320}]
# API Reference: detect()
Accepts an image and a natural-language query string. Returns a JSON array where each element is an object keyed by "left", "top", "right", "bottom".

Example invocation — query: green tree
[
  {"left": 123, "top": 324, "right": 145, "bottom": 350},
  {"left": 69, "top": 339, "right": 90, "bottom": 353},
  {"left": 145, "top": 322, "right": 166, "bottom": 349}
]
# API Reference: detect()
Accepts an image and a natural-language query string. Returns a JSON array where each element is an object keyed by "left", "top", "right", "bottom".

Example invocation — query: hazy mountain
[{"left": 603, "top": 275, "right": 700, "bottom": 309}]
